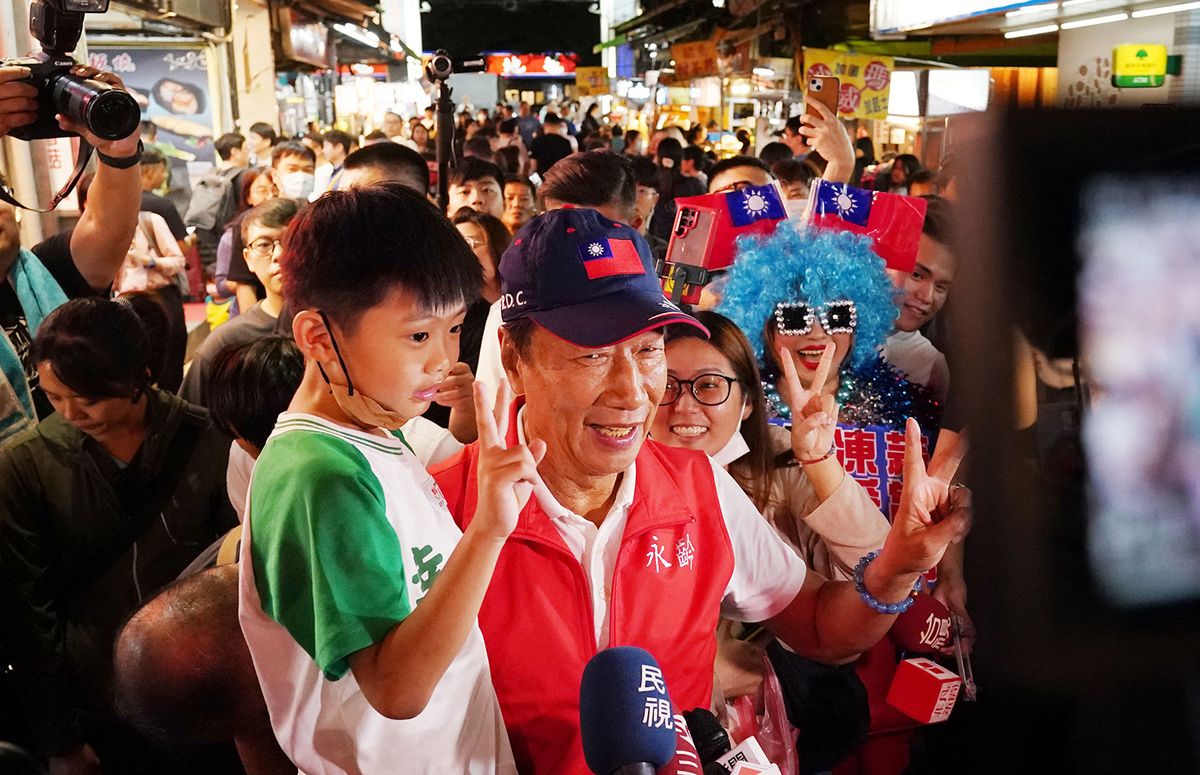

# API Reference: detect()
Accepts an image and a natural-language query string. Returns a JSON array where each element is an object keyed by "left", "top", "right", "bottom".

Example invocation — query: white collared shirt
[{"left": 516, "top": 408, "right": 807, "bottom": 647}]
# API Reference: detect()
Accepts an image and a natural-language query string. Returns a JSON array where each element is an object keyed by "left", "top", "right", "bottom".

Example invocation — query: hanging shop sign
[
  {"left": 486, "top": 53, "right": 579, "bottom": 78},
  {"left": 671, "top": 40, "right": 721, "bottom": 80},
  {"left": 1112, "top": 44, "right": 1168, "bottom": 88},
  {"left": 339, "top": 63, "right": 389, "bottom": 80},
  {"left": 802, "top": 48, "right": 894, "bottom": 120},
  {"left": 88, "top": 45, "right": 216, "bottom": 162},
  {"left": 872, "top": 1, "right": 1053, "bottom": 36},
  {"left": 576, "top": 66, "right": 610, "bottom": 96}
]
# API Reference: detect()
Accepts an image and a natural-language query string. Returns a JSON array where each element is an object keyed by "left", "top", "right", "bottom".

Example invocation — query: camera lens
[
  {"left": 85, "top": 89, "right": 141, "bottom": 139},
  {"left": 50, "top": 73, "right": 141, "bottom": 140}
]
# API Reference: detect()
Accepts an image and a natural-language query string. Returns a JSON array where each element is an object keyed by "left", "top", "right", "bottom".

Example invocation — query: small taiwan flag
[
  {"left": 578, "top": 237, "right": 646, "bottom": 280},
  {"left": 808, "top": 179, "right": 927, "bottom": 272},
  {"left": 724, "top": 183, "right": 787, "bottom": 227}
]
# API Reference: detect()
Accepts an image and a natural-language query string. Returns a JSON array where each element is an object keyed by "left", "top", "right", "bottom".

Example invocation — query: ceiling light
[
  {"left": 1006, "top": 2, "right": 1059, "bottom": 17},
  {"left": 1132, "top": 1, "right": 1200, "bottom": 17},
  {"left": 1004, "top": 23, "right": 1060, "bottom": 37},
  {"left": 333, "top": 23, "right": 380, "bottom": 47},
  {"left": 1060, "top": 0, "right": 1103, "bottom": 7},
  {"left": 1060, "top": 12, "right": 1129, "bottom": 28},
  {"left": 752, "top": 66, "right": 774, "bottom": 76}
]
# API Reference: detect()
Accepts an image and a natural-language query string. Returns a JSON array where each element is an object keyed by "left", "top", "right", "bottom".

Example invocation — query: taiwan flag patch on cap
[{"left": 578, "top": 237, "right": 646, "bottom": 280}]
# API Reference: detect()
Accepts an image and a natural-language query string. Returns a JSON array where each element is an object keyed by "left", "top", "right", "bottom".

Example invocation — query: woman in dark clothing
[
  {"left": 874, "top": 153, "right": 922, "bottom": 195},
  {"left": 650, "top": 137, "right": 707, "bottom": 242},
  {"left": 0, "top": 295, "right": 237, "bottom": 774},
  {"left": 580, "top": 103, "right": 601, "bottom": 137}
]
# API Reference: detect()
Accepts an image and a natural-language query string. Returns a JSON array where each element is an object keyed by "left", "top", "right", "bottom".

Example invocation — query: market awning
[{"left": 329, "top": 21, "right": 418, "bottom": 64}]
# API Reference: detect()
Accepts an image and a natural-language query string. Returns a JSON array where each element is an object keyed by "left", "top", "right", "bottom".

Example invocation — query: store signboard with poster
[
  {"left": 671, "top": 40, "right": 720, "bottom": 80},
  {"left": 485, "top": 53, "right": 579, "bottom": 78},
  {"left": 803, "top": 48, "right": 893, "bottom": 120},
  {"left": 576, "top": 66, "right": 610, "bottom": 96},
  {"left": 88, "top": 45, "right": 217, "bottom": 163},
  {"left": 339, "top": 63, "right": 389, "bottom": 81}
]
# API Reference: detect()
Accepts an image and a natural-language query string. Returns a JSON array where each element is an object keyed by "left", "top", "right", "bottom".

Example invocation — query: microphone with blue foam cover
[{"left": 580, "top": 646, "right": 679, "bottom": 774}]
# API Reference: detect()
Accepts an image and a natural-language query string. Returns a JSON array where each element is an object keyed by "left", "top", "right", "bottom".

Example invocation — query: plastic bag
[{"left": 721, "top": 652, "right": 801, "bottom": 774}]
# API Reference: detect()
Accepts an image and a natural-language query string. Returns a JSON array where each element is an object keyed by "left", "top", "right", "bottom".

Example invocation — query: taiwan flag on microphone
[
  {"left": 578, "top": 236, "right": 647, "bottom": 280},
  {"left": 807, "top": 180, "right": 927, "bottom": 272}
]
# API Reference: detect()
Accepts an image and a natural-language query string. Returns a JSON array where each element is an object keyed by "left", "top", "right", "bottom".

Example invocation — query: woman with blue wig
[
  {"left": 717, "top": 225, "right": 938, "bottom": 431},
  {"left": 717, "top": 225, "right": 947, "bottom": 774}
]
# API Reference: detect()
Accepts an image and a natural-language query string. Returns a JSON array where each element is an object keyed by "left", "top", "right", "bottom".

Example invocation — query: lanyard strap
[{"left": 0, "top": 139, "right": 94, "bottom": 213}]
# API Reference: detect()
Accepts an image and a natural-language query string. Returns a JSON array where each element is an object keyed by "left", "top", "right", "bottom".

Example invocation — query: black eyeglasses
[
  {"left": 773, "top": 300, "right": 857, "bottom": 336},
  {"left": 661, "top": 374, "right": 739, "bottom": 406},
  {"left": 247, "top": 238, "right": 284, "bottom": 257}
]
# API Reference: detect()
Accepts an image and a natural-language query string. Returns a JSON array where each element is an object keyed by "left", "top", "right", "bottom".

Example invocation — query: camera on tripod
[
  {"left": 3, "top": 0, "right": 141, "bottom": 141},
  {"left": 424, "top": 49, "right": 486, "bottom": 82},
  {"left": 426, "top": 50, "right": 454, "bottom": 81}
]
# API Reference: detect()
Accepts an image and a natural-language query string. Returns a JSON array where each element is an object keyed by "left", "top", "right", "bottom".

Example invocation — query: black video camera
[
  {"left": 424, "top": 49, "right": 487, "bottom": 82},
  {"left": 3, "top": 0, "right": 140, "bottom": 142}
]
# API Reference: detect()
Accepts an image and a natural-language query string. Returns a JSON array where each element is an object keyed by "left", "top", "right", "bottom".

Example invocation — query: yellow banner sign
[
  {"left": 802, "top": 48, "right": 893, "bottom": 120},
  {"left": 671, "top": 40, "right": 720, "bottom": 80},
  {"left": 575, "top": 66, "right": 610, "bottom": 96}
]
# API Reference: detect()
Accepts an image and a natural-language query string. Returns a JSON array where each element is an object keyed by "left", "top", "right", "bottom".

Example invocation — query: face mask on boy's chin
[
  {"left": 316, "top": 311, "right": 409, "bottom": 431},
  {"left": 280, "top": 171, "right": 316, "bottom": 199},
  {"left": 323, "top": 374, "right": 410, "bottom": 431}
]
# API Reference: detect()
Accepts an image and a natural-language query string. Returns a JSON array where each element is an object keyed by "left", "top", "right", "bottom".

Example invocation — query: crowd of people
[{"left": 0, "top": 60, "right": 975, "bottom": 775}]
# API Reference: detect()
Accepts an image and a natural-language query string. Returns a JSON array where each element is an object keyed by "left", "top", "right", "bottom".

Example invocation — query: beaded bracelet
[{"left": 853, "top": 550, "right": 922, "bottom": 614}]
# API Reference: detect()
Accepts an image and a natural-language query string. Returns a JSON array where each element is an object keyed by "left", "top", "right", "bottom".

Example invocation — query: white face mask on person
[
  {"left": 784, "top": 197, "right": 809, "bottom": 221},
  {"left": 280, "top": 171, "right": 316, "bottom": 199},
  {"left": 317, "top": 312, "right": 409, "bottom": 431},
  {"left": 710, "top": 427, "right": 751, "bottom": 467},
  {"left": 708, "top": 396, "right": 751, "bottom": 467}
]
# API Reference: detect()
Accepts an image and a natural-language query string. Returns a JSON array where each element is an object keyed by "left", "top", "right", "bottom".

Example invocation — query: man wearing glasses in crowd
[{"left": 179, "top": 198, "right": 297, "bottom": 406}]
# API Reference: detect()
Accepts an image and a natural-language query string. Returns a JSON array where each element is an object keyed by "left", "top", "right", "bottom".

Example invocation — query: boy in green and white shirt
[{"left": 237, "top": 183, "right": 545, "bottom": 773}]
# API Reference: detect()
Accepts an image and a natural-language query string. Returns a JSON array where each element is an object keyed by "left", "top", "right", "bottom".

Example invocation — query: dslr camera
[{"left": 3, "top": 0, "right": 140, "bottom": 141}]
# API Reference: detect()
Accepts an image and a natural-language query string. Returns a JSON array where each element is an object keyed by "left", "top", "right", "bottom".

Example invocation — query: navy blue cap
[{"left": 498, "top": 208, "right": 708, "bottom": 347}]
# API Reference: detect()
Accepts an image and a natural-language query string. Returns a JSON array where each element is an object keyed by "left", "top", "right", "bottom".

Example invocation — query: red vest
[{"left": 431, "top": 406, "right": 734, "bottom": 775}]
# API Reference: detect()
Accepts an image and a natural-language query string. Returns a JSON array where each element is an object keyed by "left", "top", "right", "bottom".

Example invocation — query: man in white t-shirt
[
  {"left": 432, "top": 208, "right": 971, "bottom": 774},
  {"left": 884, "top": 196, "right": 957, "bottom": 401}
]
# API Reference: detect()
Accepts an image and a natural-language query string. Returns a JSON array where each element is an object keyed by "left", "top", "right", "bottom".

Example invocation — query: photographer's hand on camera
[
  {"left": 57, "top": 64, "right": 140, "bottom": 156},
  {"left": 50, "top": 64, "right": 144, "bottom": 291},
  {"left": 0, "top": 65, "right": 38, "bottom": 136}
]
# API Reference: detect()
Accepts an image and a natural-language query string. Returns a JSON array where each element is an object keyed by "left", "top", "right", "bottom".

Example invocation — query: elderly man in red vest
[{"left": 431, "top": 208, "right": 969, "bottom": 774}]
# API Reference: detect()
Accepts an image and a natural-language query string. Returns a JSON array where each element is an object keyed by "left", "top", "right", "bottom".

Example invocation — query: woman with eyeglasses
[{"left": 652, "top": 310, "right": 888, "bottom": 580}]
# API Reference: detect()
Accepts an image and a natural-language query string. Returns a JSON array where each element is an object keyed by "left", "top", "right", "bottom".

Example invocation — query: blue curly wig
[{"left": 716, "top": 224, "right": 899, "bottom": 371}]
